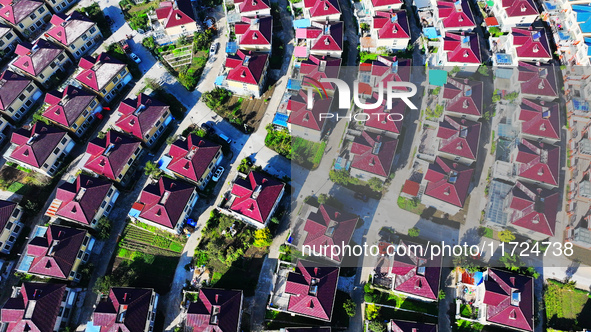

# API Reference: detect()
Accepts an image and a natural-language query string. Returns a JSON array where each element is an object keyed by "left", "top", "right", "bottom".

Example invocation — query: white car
[
  {"left": 130, "top": 53, "right": 141, "bottom": 64},
  {"left": 210, "top": 42, "right": 219, "bottom": 55},
  {"left": 212, "top": 166, "right": 224, "bottom": 182}
]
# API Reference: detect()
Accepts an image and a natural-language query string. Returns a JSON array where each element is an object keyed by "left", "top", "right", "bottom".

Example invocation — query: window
[
  {"left": 24, "top": 100, "right": 32, "bottom": 107},
  {"left": 18, "top": 107, "right": 25, "bottom": 113},
  {"left": 11, "top": 209, "right": 18, "bottom": 218},
  {"left": 39, "top": 73, "right": 45, "bottom": 80},
  {"left": 71, "top": 45, "right": 77, "bottom": 50},
  {"left": 155, "top": 120, "right": 161, "bottom": 127},
  {"left": 134, "top": 148, "right": 141, "bottom": 155},
  {"left": 57, "top": 54, "right": 65, "bottom": 61},
  {"left": 63, "top": 308, "right": 70, "bottom": 318},
  {"left": 81, "top": 33, "right": 87, "bottom": 41},
  {"left": 62, "top": 292, "right": 67, "bottom": 302},
  {"left": 43, "top": 163, "right": 49, "bottom": 169},
  {"left": 60, "top": 137, "right": 67, "bottom": 144},
  {"left": 38, "top": 6, "right": 45, "bottom": 13},
  {"left": 100, "top": 88, "right": 107, "bottom": 94},
  {"left": 106, "top": 205, "right": 112, "bottom": 212},
  {"left": 0, "top": 40, "right": 4, "bottom": 48},
  {"left": 7, "top": 107, "right": 13, "bottom": 114},
  {"left": 14, "top": 113, "right": 21, "bottom": 119},
  {"left": 18, "top": 94, "right": 25, "bottom": 101},
  {"left": 77, "top": 250, "right": 83, "bottom": 259},
  {"left": 80, "top": 46, "right": 86, "bottom": 52},
  {"left": 4, "top": 244, "right": 10, "bottom": 251},
  {"left": 82, "top": 110, "right": 89, "bottom": 117},
  {"left": 35, "top": 20, "right": 42, "bottom": 27},
  {"left": 72, "top": 123, "right": 78, "bottom": 129},
  {"left": 50, "top": 167, "right": 56, "bottom": 173},
  {"left": 86, "top": 40, "right": 92, "bottom": 47},
  {"left": 6, "top": 32, "right": 12, "bottom": 40},
  {"left": 29, "top": 13, "right": 37, "bottom": 20},
  {"left": 82, "top": 253, "right": 89, "bottom": 261},
  {"left": 18, "top": 23, "right": 24, "bottom": 29},
  {"left": 82, "top": 236, "right": 89, "bottom": 246},
  {"left": 118, "top": 174, "right": 123, "bottom": 180},
  {"left": 127, "top": 158, "right": 133, "bottom": 165},
  {"left": 53, "top": 147, "right": 60, "bottom": 155},
  {"left": 26, "top": 85, "right": 34, "bottom": 93},
  {"left": 55, "top": 4, "right": 61, "bottom": 10},
  {"left": 116, "top": 83, "right": 122, "bottom": 89},
  {"left": 89, "top": 100, "right": 97, "bottom": 108},
  {"left": 14, "top": 225, "right": 20, "bottom": 233},
  {"left": 50, "top": 62, "right": 56, "bottom": 69},
  {"left": 69, "top": 271, "right": 76, "bottom": 277},
  {"left": 112, "top": 76, "right": 119, "bottom": 84},
  {"left": 100, "top": 201, "right": 107, "bottom": 208},
  {"left": 91, "top": 219, "right": 97, "bottom": 224},
  {"left": 8, "top": 236, "right": 15, "bottom": 242},
  {"left": 6, "top": 222, "right": 13, "bottom": 229}
]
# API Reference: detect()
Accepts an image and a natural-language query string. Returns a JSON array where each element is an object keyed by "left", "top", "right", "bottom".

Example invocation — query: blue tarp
[
  {"left": 215, "top": 76, "right": 225, "bottom": 86},
  {"left": 273, "top": 113, "right": 289, "bottom": 127},
  {"left": 495, "top": 67, "right": 514, "bottom": 79},
  {"left": 85, "top": 321, "right": 101, "bottom": 332},
  {"left": 226, "top": 41, "right": 238, "bottom": 54},
  {"left": 187, "top": 219, "right": 197, "bottom": 227},
  {"left": 128, "top": 208, "right": 141, "bottom": 218},
  {"left": 428, "top": 69, "right": 448, "bottom": 86},
  {"left": 158, "top": 155, "right": 172, "bottom": 171},
  {"left": 495, "top": 53, "right": 512, "bottom": 65},
  {"left": 287, "top": 78, "right": 302, "bottom": 91},
  {"left": 293, "top": 19, "right": 311, "bottom": 29},
  {"left": 574, "top": 4, "right": 591, "bottom": 33},
  {"left": 423, "top": 27, "right": 440, "bottom": 39},
  {"left": 474, "top": 272, "right": 483, "bottom": 285}
]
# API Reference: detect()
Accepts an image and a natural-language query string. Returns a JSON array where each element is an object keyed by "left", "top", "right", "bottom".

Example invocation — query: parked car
[
  {"left": 130, "top": 53, "right": 141, "bottom": 64},
  {"left": 354, "top": 192, "right": 369, "bottom": 202},
  {"left": 212, "top": 166, "right": 224, "bottom": 182},
  {"left": 210, "top": 42, "right": 219, "bottom": 55},
  {"left": 119, "top": 39, "right": 131, "bottom": 53}
]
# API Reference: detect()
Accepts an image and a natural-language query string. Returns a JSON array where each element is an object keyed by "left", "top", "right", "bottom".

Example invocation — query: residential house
[
  {"left": 235, "top": 0, "right": 271, "bottom": 17},
  {"left": 490, "top": 0, "right": 538, "bottom": 32},
  {"left": 46, "top": 174, "right": 119, "bottom": 229},
  {"left": 349, "top": 131, "right": 398, "bottom": 182},
  {"left": 46, "top": 12, "right": 103, "bottom": 59},
  {"left": 389, "top": 320, "right": 438, "bottom": 332},
  {"left": 441, "top": 77, "right": 483, "bottom": 121},
  {"left": 294, "top": 55, "right": 341, "bottom": 96},
  {"left": 224, "top": 50, "right": 269, "bottom": 98},
  {"left": 362, "top": 10, "right": 410, "bottom": 52},
  {"left": 357, "top": 56, "right": 412, "bottom": 96},
  {"left": 185, "top": 288, "right": 243, "bottom": 332},
  {"left": 295, "top": 21, "right": 343, "bottom": 58},
  {"left": 301, "top": 204, "right": 358, "bottom": 262},
  {"left": 518, "top": 99, "right": 561, "bottom": 144},
  {"left": 360, "top": 0, "right": 403, "bottom": 18},
  {"left": 133, "top": 177, "right": 198, "bottom": 233},
  {"left": 512, "top": 139, "right": 560, "bottom": 188},
  {"left": 501, "top": 26, "right": 553, "bottom": 63},
  {"left": 43, "top": 0, "right": 76, "bottom": 13},
  {"left": 226, "top": 171, "right": 285, "bottom": 228},
  {"left": 91, "top": 287, "right": 158, "bottom": 332},
  {"left": 0, "top": 24, "right": 20, "bottom": 58},
  {"left": 433, "top": 32, "right": 481, "bottom": 73},
  {"left": 303, "top": 0, "right": 340, "bottom": 22},
  {"left": 360, "top": 94, "right": 406, "bottom": 138},
  {"left": 84, "top": 130, "right": 143, "bottom": 184},
  {"left": 0, "top": 115, "right": 12, "bottom": 148},
  {"left": 0, "top": 282, "right": 79, "bottom": 332},
  {"left": 0, "top": 0, "right": 51, "bottom": 39},
  {"left": 42, "top": 85, "right": 102, "bottom": 137},
  {"left": 154, "top": 0, "right": 198, "bottom": 42},
  {"left": 421, "top": 156, "right": 474, "bottom": 214},
  {"left": 0, "top": 200, "right": 23, "bottom": 254},
  {"left": 506, "top": 181, "right": 558, "bottom": 240},
  {"left": 282, "top": 260, "right": 339, "bottom": 321},
  {"left": 75, "top": 53, "right": 132, "bottom": 103},
  {"left": 9, "top": 38, "right": 71, "bottom": 88},
  {"left": 0, "top": 70, "right": 42, "bottom": 122},
  {"left": 436, "top": 115, "right": 481, "bottom": 165},
  {"left": 389, "top": 240, "right": 442, "bottom": 301},
  {"left": 114, "top": 93, "right": 172, "bottom": 147},
  {"left": 434, "top": 0, "right": 476, "bottom": 33},
  {"left": 6, "top": 122, "right": 75, "bottom": 177},
  {"left": 164, "top": 134, "right": 222, "bottom": 190},
  {"left": 235, "top": 16, "right": 272, "bottom": 53},
  {"left": 16, "top": 224, "right": 94, "bottom": 282},
  {"left": 518, "top": 62, "right": 558, "bottom": 101},
  {"left": 287, "top": 89, "right": 333, "bottom": 141}
]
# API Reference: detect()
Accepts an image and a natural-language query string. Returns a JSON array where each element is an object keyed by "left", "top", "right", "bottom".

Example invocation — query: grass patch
[
  {"left": 292, "top": 137, "right": 326, "bottom": 169},
  {"left": 265, "top": 124, "right": 292, "bottom": 158},
  {"left": 109, "top": 253, "right": 179, "bottom": 294},
  {"left": 118, "top": 222, "right": 187, "bottom": 256},
  {"left": 479, "top": 227, "right": 493, "bottom": 239},
  {"left": 545, "top": 279, "right": 591, "bottom": 331}
]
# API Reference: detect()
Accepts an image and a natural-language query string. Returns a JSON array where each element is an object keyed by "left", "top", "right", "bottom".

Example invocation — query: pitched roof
[
  {"left": 186, "top": 288, "right": 243, "bottom": 332},
  {"left": 12, "top": 39, "right": 64, "bottom": 76},
  {"left": 0, "top": 70, "right": 34, "bottom": 111},
  {"left": 436, "top": 0, "right": 475, "bottom": 29},
  {"left": 442, "top": 78, "right": 483, "bottom": 117},
  {"left": 43, "top": 85, "right": 97, "bottom": 128},
  {"left": 371, "top": 0, "right": 402, "bottom": 8},
  {"left": 515, "top": 139, "right": 560, "bottom": 186},
  {"left": 47, "top": 12, "right": 97, "bottom": 46},
  {"left": 0, "top": 0, "right": 44, "bottom": 25},
  {"left": 303, "top": 204, "right": 358, "bottom": 261},
  {"left": 483, "top": 269, "right": 534, "bottom": 331},
  {"left": 84, "top": 130, "right": 141, "bottom": 181},
  {"left": 358, "top": 56, "right": 411, "bottom": 94},
  {"left": 237, "top": 0, "right": 270, "bottom": 15},
  {"left": 362, "top": 93, "right": 405, "bottom": 135},
  {"left": 137, "top": 177, "right": 195, "bottom": 229},
  {"left": 391, "top": 240, "right": 441, "bottom": 300},
  {"left": 285, "top": 260, "right": 339, "bottom": 321},
  {"left": 424, "top": 156, "right": 474, "bottom": 207},
  {"left": 350, "top": 131, "right": 397, "bottom": 178},
  {"left": 501, "top": 0, "right": 537, "bottom": 17},
  {"left": 10, "top": 123, "right": 68, "bottom": 169},
  {"left": 390, "top": 320, "right": 438, "bottom": 332},
  {"left": 0, "top": 200, "right": 18, "bottom": 236},
  {"left": 508, "top": 181, "right": 557, "bottom": 237},
  {"left": 235, "top": 16, "right": 272, "bottom": 46},
  {"left": 512, "top": 27, "right": 551, "bottom": 59},
  {"left": 517, "top": 62, "right": 558, "bottom": 99},
  {"left": 155, "top": 0, "right": 196, "bottom": 28},
  {"left": 519, "top": 99, "right": 560, "bottom": 140},
  {"left": 25, "top": 225, "right": 87, "bottom": 279},
  {"left": 297, "top": 21, "right": 343, "bottom": 52},
  {"left": 230, "top": 171, "right": 284, "bottom": 224},
  {"left": 93, "top": 287, "right": 154, "bottom": 332},
  {"left": 373, "top": 10, "right": 410, "bottom": 40},
  {"left": 437, "top": 115, "right": 480, "bottom": 160},
  {"left": 305, "top": 0, "right": 340, "bottom": 18},
  {"left": 167, "top": 134, "right": 221, "bottom": 183},
  {"left": 75, "top": 53, "right": 126, "bottom": 92},
  {"left": 54, "top": 174, "right": 112, "bottom": 225},
  {"left": 443, "top": 32, "right": 481, "bottom": 64},
  {"left": 299, "top": 55, "right": 341, "bottom": 92},
  {"left": 287, "top": 89, "right": 332, "bottom": 131},
  {"left": 115, "top": 93, "right": 170, "bottom": 140},
  {"left": 225, "top": 50, "right": 268, "bottom": 85},
  {"left": 1, "top": 282, "right": 67, "bottom": 332}
]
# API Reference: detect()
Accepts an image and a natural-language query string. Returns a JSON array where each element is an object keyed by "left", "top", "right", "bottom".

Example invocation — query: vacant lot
[{"left": 292, "top": 138, "right": 326, "bottom": 170}]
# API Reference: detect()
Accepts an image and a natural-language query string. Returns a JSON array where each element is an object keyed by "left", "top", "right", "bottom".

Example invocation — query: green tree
[
  {"left": 438, "top": 289, "right": 446, "bottom": 300},
  {"left": 144, "top": 160, "right": 162, "bottom": 178},
  {"left": 368, "top": 177, "right": 384, "bottom": 192},
  {"left": 318, "top": 194, "right": 328, "bottom": 204},
  {"left": 360, "top": 23, "right": 370, "bottom": 31},
  {"left": 142, "top": 36, "right": 155, "bottom": 50},
  {"left": 96, "top": 217, "right": 112, "bottom": 240},
  {"left": 499, "top": 253, "right": 521, "bottom": 272},
  {"left": 368, "top": 320, "right": 385, "bottom": 332},
  {"left": 408, "top": 227, "right": 420, "bottom": 237},
  {"left": 93, "top": 275, "right": 112, "bottom": 294},
  {"left": 498, "top": 229, "right": 515, "bottom": 242},
  {"left": 344, "top": 299, "right": 356, "bottom": 317},
  {"left": 253, "top": 227, "right": 273, "bottom": 247},
  {"left": 365, "top": 303, "right": 379, "bottom": 320},
  {"left": 329, "top": 169, "right": 352, "bottom": 186}
]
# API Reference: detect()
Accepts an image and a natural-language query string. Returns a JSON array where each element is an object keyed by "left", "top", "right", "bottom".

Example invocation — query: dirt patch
[
  {"left": 0, "top": 166, "right": 27, "bottom": 184},
  {"left": 231, "top": 85, "right": 275, "bottom": 131}
]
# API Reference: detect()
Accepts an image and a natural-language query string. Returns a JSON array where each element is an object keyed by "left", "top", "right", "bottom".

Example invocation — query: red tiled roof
[
  {"left": 285, "top": 260, "right": 339, "bottom": 321},
  {"left": 84, "top": 130, "right": 141, "bottom": 181},
  {"left": 362, "top": 93, "right": 405, "bottom": 134},
  {"left": 54, "top": 174, "right": 112, "bottom": 225},
  {"left": 43, "top": 85, "right": 97, "bottom": 128},
  {"left": 373, "top": 10, "right": 410, "bottom": 40},
  {"left": 0, "top": 200, "right": 17, "bottom": 237},
  {"left": 391, "top": 240, "right": 441, "bottom": 300},
  {"left": 302, "top": 205, "right": 358, "bottom": 261},
  {"left": 156, "top": 0, "right": 195, "bottom": 28},
  {"left": 443, "top": 78, "right": 483, "bottom": 117},
  {"left": 287, "top": 89, "right": 332, "bottom": 131},
  {"left": 167, "top": 134, "right": 221, "bottom": 184},
  {"left": 512, "top": 27, "right": 551, "bottom": 59},
  {"left": 390, "top": 320, "right": 437, "bottom": 332},
  {"left": 443, "top": 32, "right": 481, "bottom": 64},
  {"left": 424, "top": 156, "right": 474, "bottom": 208},
  {"left": 436, "top": 0, "right": 475, "bottom": 29},
  {"left": 115, "top": 93, "right": 170, "bottom": 140},
  {"left": 238, "top": 0, "right": 270, "bottom": 14},
  {"left": 358, "top": 56, "right": 411, "bottom": 94},
  {"left": 0, "top": 0, "right": 44, "bottom": 25},
  {"left": 306, "top": 0, "right": 341, "bottom": 18},
  {"left": 437, "top": 115, "right": 480, "bottom": 160},
  {"left": 235, "top": 16, "right": 272, "bottom": 46},
  {"left": 299, "top": 55, "right": 341, "bottom": 91},
  {"left": 93, "top": 287, "right": 154, "bottom": 332},
  {"left": 186, "top": 288, "right": 243, "bottom": 332},
  {"left": 371, "top": 0, "right": 402, "bottom": 7},
  {"left": 508, "top": 181, "right": 557, "bottom": 236},
  {"left": 47, "top": 12, "right": 96, "bottom": 47},
  {"left": 0, "top": 70, "right": 34, "bottom": 111},
  {"left": 225, "top": 50, "right": 268, "bottom": 85},
  {"left": 13, "top": 39, "right": 64, "bottom": 77},
  {"left": 402, "top": 180, "right": 420, "bottom": 197},
  {"left": 502, "top": 0, "right": 537, "bottom": 17},
  {"left": 10, "top": 122, "right": 69, "bottom": 169},
  {"left": 483, "top": 269, "right": 534, "bottom": 331},
  {"left": 75, "top": 53, "right": 125, "bottom": 92},
  {"left": 515, "top": 139, "right": 559, "bottom": 186},
  {"left": 519, "top": 99, "right": 560, "bottom": 140},
  {"left": 230, "top": 171, "right": 284, "bottom": 224},
  {"left": 307, "top": 22, "right": 343, "bottom": 52},
  {"left": 137, "top": 177, "right": 195, "bottom": 229},
  {"left": 350, "top": 131, "right": 397, "bottom": 178},
  {"left": 518, "top": 61, "right": 558, "bottom": 98}
]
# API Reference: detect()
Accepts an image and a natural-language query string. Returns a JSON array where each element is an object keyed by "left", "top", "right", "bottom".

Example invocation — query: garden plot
[
  {"left": 117, "top": 223, "right": 186, "bottom": 258},
  {"left": 161, "top": 45, "right": 193, "bottom": 68}
]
